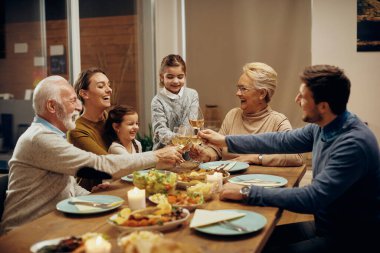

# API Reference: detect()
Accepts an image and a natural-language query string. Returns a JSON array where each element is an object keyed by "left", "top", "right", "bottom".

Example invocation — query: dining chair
[{"left": 0, "top": 174, "right": 8, "bottom": 221}]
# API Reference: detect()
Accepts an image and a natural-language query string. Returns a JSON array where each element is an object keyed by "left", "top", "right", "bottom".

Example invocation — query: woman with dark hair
[
  {"left": 68, "top": 67, "right": 112, "bottom": 156},
  {"left": 151, "top": 54, "right": 200, "bottom": 150},
  {"left": 67, "top": 67, "right": 112, "bottom": 190},
  {"left": 105, "top": 105, "right": 142, "bottom": 155}
]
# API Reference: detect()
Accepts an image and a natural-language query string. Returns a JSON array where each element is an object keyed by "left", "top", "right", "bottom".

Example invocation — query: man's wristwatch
[
  {"left": 240, "top": 185, "right": 251, "bottom": 201},
  {"left": 258, "top": 154, "right": 263, "bottom": 165}
]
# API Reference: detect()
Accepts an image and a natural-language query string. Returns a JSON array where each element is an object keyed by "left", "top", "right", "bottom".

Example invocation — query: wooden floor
[{"left": 277, "top": 169, "right": 314, "bottom": 225}]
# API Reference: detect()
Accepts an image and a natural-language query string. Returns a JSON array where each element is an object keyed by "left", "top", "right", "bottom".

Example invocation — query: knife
[{"left": 69, "top": 199, "right": 123, "bottom": 208}]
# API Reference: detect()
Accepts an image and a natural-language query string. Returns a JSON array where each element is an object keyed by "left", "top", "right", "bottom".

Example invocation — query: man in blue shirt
[{"left": 199, "top": 65, "right": 380, "bottom": 252}]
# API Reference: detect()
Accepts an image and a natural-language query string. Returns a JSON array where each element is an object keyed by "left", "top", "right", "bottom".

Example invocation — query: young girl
[
  {"left": 105, "top": 105, "right": 141, "bottom": 155},
  {"left": 151, "top": 54, "right": 200, "bottom": 150}
]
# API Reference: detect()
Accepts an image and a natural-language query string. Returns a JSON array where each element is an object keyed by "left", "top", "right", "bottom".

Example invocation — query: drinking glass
[
  {"left": 171, "top": 126, "right": 190, "bottom": 149},
  {"left": 188, "top": 106, "right": 204, "bottom": 145},
  {"left": 189, "top": 106, "right": 205, "bottom": 131}
]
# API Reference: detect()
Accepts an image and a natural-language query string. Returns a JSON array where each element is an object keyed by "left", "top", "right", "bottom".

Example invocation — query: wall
[
  {"left": 0, "top": 16, "right": 139, "bottom": 108},
  {"left": 155, "top": 0, "right": 186, "bottom": 79},
  {"left": 185, "top": 0, "right": 311, "bottom": 129},
  {"left": 312, "top": 0, "right": 380, "bottom": 141}
]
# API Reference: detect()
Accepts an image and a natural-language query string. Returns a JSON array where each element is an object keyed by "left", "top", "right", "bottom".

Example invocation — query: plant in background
[{"left": 137, "top": 124, "right": 153, "bottom": 152}]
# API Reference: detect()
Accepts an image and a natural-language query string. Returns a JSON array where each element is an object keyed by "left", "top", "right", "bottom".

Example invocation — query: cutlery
[
  {"left": 69, "top": 199, "right": 123, "bottom": 209},
  {"left": 208, "top": 163, "right": 227, "bottom": 170},
  {"left": 223, "top": 161, "right": 237, "bottom": 171},
  {"left": 219, "top": 220, "right": 248, "bottom": 232},
  {"left": 239, "top": 179, "right": 282, "bottom": 184}
]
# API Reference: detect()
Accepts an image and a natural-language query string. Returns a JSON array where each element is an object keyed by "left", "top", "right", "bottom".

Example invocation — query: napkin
[{"left": 190, "top": 209, "right": 245, "bottom": 228}]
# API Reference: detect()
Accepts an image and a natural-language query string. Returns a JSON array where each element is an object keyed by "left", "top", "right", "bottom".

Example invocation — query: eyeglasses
[{"left": 236, "top": 86, "right": 254, "bottom": 93}]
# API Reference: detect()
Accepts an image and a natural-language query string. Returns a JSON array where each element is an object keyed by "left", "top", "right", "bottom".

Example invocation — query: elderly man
[
  {"left": 0, "top": 76, "right": 182, "bottom": 234},
  {"left": 199, "top": 65, "right": 380, "bottom": 252}
]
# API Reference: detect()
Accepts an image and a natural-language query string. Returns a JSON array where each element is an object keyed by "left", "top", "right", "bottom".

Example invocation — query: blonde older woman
[{"left": 193, "top": 62, "right": 303, "bottom": 166}]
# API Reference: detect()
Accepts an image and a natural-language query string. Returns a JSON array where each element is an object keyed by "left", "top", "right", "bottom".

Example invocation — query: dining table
[{"left": 0, "top": 163, "right": 306, "bottom": 253}]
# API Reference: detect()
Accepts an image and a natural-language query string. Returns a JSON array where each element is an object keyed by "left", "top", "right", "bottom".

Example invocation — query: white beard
[{"left": 56, "top": 104, "right": 78, "bottom": 131}]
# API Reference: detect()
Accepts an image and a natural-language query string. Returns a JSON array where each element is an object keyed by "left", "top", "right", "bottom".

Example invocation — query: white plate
[
  {"left": 199, "top": 161, "right": 249, "bottom": 172},
  {"left": 56, "top": 195, "right": 124, "bottom": 214},
  {"left": 148, "top": 194, "right": 204, "bottom": 212},
  {"left": 229, "top": 174, "right": 288, "bottom": 188},
  {"left": 108, "top": 208, "right": 190, "bottom": 232},
  {"left": 30, "top": 237, "right": 69, "bottom": 253},
  {"left": 194, "top": 209, "right": 267, "bottom": 235}
]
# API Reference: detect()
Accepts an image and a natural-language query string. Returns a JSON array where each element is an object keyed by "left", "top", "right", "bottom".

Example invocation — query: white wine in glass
[
  {"left": 171, "top": 126, "right": 191, "bottom": 149},
  {"left": 189, "top": 106, "right": 204, "bottom": 145},
  {"left": 189, "top": 106, "right": 204, "bottom": 129}
]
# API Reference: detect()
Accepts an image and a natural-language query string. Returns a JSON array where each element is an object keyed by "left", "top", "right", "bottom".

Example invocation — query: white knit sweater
[{"left": 0, "top": 121, "right": 156, "bottom": 233}]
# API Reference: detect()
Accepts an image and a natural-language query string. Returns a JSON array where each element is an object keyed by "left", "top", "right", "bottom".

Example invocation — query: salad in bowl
[{"left": 133, "top": 169, "right": 177, "bottom": 196}]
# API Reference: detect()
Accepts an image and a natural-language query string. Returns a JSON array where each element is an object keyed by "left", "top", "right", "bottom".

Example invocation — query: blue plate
[
  {"left": 56, "top": 195, "right": 124, "bottom": 214},
  {"left": 121, "top": 169, "right": 151, "bottom": 182},
  {"left": 199, "top": 161, "right": 249, "bottom": 172},
  {"left": 229, "top": 174, "right": 288, "bottom": 188},
  {"left": 194, "top": 209, "right": 267, "bottom": 235}
]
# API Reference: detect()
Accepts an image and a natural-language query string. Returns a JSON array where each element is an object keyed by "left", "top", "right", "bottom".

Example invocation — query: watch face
[{"left": 241, "top": 186, "right": 251, "bottom": 196}]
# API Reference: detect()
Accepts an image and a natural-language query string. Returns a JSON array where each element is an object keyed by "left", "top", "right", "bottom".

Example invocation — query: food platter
[
  {"left": 176, "top": 169, "right": 230, "bottom": 189},
  {"left": 30, "top": 237, "right": 69, "bottom": 253},
  {"left": 149, "top": 193, "right": 204, "bottom": 211},
  {"left": 108, "top": 208, "right": 190, "bottom": 232}
]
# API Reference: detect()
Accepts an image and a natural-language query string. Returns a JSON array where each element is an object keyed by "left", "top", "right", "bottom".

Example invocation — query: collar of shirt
[
  {"left": 162, "top": 86, "right": 184, "bottom": 99},
  {"left": 34, "top": 115, "right": 66, "bottom": 139},
  {"left": 321, "top": 110, "right": 350, "bottom": 142}
]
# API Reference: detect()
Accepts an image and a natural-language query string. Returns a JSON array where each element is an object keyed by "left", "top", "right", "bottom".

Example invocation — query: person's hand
[
  {"left": 198, "top": 129, "right": 227, "bottom": 147},
  {"left": 219, "top": 183, "right": 244, "bottom": 201},
  {"left": 189, "top": 145, "right": 216, "bottom": 162},
  {"left": 91, "top": 181, "right": 111, "bottom": 193},
  {"left": 154, "top": 145, "right": 184, "bottom": 168}
]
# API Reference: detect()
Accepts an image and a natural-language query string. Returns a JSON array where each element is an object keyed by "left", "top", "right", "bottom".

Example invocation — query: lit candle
[
  {"left": 206, "top": 172, "right": 223, "bottom": 192},
  {"left": 84, "top": 235, "right": 111, "bottom": 253},
  {"left": 127, "top": 187, "right": 146, "bottom": 210}
]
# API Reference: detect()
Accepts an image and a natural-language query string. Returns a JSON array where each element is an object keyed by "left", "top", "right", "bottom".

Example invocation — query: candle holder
[
  {"left": 84, "top": 235, "right": 111, "bottom": 253},
  {"left": 127, "top": 187, "right": 146, "bottom": 210}
]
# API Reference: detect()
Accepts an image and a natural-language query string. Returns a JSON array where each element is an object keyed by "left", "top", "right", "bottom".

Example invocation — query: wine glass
[
  {"left": 188, "top": 106, "right": 204, "bottom": 145},
  {"left": 171, "top": 126, "right": 190, "bottom": 149},
  {"left": 189, "top": 106, "right": 204, "bottom": 131}
]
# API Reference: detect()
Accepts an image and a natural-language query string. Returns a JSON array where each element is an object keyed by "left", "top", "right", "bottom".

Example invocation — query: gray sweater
[
  {"left": 226, "top": 111, "right": 380, "bottom": 240},
  {"left": 0, "top": 118, "right": 156, "bottom": 233},
  {"left": 151, "top": 87, "right": 199, "bottom": 150}
]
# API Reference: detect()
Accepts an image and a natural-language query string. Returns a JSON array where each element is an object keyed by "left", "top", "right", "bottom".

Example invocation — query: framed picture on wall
[{"left": 357, "top": 0, "right": 380, "bottom": 52}]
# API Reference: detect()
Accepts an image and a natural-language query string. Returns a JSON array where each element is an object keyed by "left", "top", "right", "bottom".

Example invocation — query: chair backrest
[{"left": 0, "top": 174, "right": 8, "bottom": 221}]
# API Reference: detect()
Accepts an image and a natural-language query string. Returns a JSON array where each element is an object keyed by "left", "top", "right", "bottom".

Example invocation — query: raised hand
[
  {"left": 189, "top": 145, "right": 217, "bottom": 162},
  {"left": 198, "top": 129, "right": 227, "bottom": 147},
  {"left": 154, "top": 145, "right": 184, "bottom": 168}
]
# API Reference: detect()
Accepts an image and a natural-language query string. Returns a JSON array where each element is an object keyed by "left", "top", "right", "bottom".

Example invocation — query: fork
[
  {"left": 219, "top": 220, "right": 248, "bottom": 232},
  {"left": 214, "top": 163, "right": 227, "bottom": 171}
]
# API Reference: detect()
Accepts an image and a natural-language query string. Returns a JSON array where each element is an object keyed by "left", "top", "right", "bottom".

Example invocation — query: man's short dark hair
[{"left": 300, "top": 65, "right": 351, "bottom": 115}]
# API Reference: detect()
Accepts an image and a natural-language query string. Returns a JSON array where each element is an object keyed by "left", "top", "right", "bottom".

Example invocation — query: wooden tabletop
[{"left": 0, "top": 164, "right": 306, "bottom": 253}]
